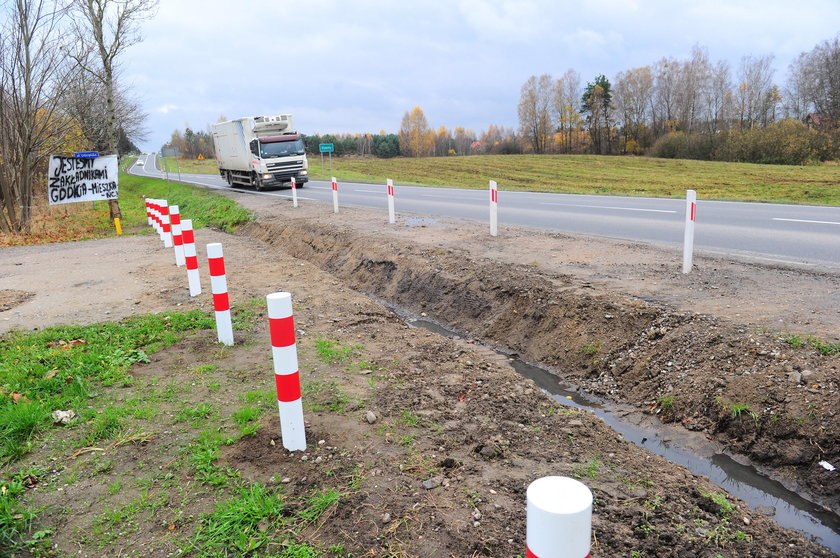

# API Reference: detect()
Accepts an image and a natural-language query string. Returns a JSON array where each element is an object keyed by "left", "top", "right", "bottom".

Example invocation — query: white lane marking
[
  {"left": 355, "top": 189, "right": 382, "bottom": 194},
  {"left": 772, "top": 218, "right": 840, "bottom": 226},
  {"left": 539, "top": 202, "right": 676, "bottom": 214}
]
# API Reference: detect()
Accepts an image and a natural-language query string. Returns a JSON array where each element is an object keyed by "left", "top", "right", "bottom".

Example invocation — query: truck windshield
[{"left": 259, "top": 139, "right": 305, "bottom": 158}]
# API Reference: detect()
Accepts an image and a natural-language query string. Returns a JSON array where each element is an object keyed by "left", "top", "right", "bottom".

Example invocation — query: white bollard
[
  {"left": 682, "top": 189, "right": 696, "bottom": 274},
  {"left": 526, "top": 476, "right": 592, "bottom": 558},
  {"left": 181, "top": 219, "right": 201, "bottom": 297},
  {"left": 266, "top": 292, "right": 306, "bottom": 451},
  {"left": 207, "top": 243, "right": 234, "bottom": 346},
  {"left": 160, "top": 201, "right": 173, "bottom": 248},
  {"left": 489, "top": 180, "right": 498, "bottom": 237},
  {"left": 387, "top": 178, "right": 395, "bottom": 224},
  {"left": 331, "top": 176, "right": 339, "bottom": 214},
  {"left": 170, "top": 205, "right": 185, "bottom": 267},
  {"left": 291, "top": 176, "right": 298, "bottom": 208}
]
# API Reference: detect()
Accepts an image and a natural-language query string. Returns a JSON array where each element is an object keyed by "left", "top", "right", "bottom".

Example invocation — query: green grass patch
[
  {"left": 0, "top": 474, "right": 41, "bottom": 552},
  {"left": 119, "top": 164, "right": 253, "bottom": 233},
  {"left": 0, "top": 310, "right": 214, "bottom": 464},
  {"left": 301, "top": 380, "right": 351, "bottom": 414},
  {"left": 312, "top": 338, "right": 362, "bottom": 365},
  {"left": 807, "top": 335, "right": 840, "bottom": 356},
  {"left": 232, "top": 405, "right": 264, "bottom": 436},
  {"left": 184, "top": 482, "right": 287, "bottom": 556},
  {"left": 571, "top": 457, "right": 601, "bottom": 480}
]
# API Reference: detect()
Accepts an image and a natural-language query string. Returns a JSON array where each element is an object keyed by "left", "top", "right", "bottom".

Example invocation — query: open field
[{"left": 167, "top": 153, "right": 840, "bottom": 206}]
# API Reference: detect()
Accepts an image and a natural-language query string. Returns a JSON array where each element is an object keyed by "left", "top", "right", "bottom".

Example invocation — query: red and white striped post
[
  {"left": 170, "top": 205, "right": 186, "bottom": 267},
  {"left": 682, "top": 189, "right": 697, "bottom": 274},
  {"left": 526, "top": 476, "right": 592, "bottom": 558},
  {"left": 181, "top": 219, "right": 201, "bottom": 296},
  {"left": 267, "top": 292, "right": 306, "bottom": 451},
  {"left": 145, "top": 198, "right": 152, "bottom": 226},
  {"left": 489, "top": 180, "right": 499, "bottom": 237},
  {"left": 150, "top": 199, "right": 161, "bottom": 237},
  {"left": 207, "top": 243, "right": 234, "bottom": 345},
  {"left": 160, "top": 201, "right": 173, "bottom": 248},
  {"left": 291, "top": 176, "right": 298, "bottom": 208},
  {"left": 331, "top": 176, "right": 339, "bottom": 214},
  {"left": 387, "top": 178, "right": 395, "bottom": 224}
]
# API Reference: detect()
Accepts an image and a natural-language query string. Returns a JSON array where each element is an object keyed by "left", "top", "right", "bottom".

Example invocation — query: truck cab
[
  {"left": 212, "top": 115, "right": 309, "bottom": 190},
  {"left": 247, "top": 134, "right": 308, "bottom": 189}
]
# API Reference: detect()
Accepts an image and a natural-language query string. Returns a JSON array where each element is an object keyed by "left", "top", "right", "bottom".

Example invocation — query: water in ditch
[{"left": 403, "top": 314, "right": 840, "bottom": 554}]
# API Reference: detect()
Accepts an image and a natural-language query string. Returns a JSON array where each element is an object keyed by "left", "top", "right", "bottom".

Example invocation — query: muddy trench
[{"left": 240, "top": 217, "right": 839, "bottom": 516}]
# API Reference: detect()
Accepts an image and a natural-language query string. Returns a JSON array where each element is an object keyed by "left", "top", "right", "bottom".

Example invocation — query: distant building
[{"left": 806, "top": 113, "right": 833, "bottom": 131}]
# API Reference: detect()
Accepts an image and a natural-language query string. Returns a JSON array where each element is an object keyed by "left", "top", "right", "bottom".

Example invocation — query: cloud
[
  {"left": 157, "top": 104, "right": 179, "bottom": 114},
  {"left": 458, "top": 0, "right": 547, "bottom": 42}
]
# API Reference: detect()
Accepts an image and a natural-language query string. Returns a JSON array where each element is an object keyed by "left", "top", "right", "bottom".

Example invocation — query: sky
[{"left": 123, "top": 0, "right": 840, "bottom": 153}]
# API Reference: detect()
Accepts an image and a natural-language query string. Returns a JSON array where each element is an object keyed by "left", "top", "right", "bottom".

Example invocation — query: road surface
[{"left": 130, "top": 154, "right": 840, "bottom": 271}]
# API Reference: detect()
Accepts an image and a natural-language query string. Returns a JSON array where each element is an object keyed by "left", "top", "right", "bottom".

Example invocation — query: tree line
[
  {"left": 0, "top": 0, "right": 154, "bottom": 233},
  {"left": 183, "top": 110, "right": 522, "bottom": 161},
  {"left": 518, "top": 37, "right": 839, "bottom": 164}
]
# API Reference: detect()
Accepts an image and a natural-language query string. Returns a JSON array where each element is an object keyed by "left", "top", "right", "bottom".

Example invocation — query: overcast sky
[{"left": 123, "top": 0, "right": 840, "bottom": 153}]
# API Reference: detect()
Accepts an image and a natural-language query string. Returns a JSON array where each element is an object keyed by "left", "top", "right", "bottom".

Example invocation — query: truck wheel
[{"left": 251, "top": 173, "right": 263, "bottom": 191}]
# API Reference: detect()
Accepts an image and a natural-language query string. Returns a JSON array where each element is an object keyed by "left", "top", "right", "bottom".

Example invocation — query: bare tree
[
  {"left": 0, "top": 0, "right": 76, "bottom": 232},
  {"left": 452, "top": 126, "right": 476, "bottom": 156},
  {"left": 786, "top": 35, "right": 840, "bottom": 126},
  {"left": 614, "top": 66, "right": 653, "bottom": 152},
  {"left": 553, "top": 69, "right": 581, "bottom": 153},
  {"left": 651, "top": 57, "right": 680, "bottom": 135},
  {"left": 735, "top": 54, "right": 778, "bottom": 128},
  {"left": 517, "top": 74, "right": 553, "bottom": 153},
  {"left": 675, "top": 46, "right": 712, "bottom": 134},
  {"left": 702, "top": 60, "right": 733, "bottom": 133},
  {"left": 70, "top": 0, "right": 158, "bottom": 220},
  {"left": 63, "top": 77, "right": 147, "bottom": 152}
]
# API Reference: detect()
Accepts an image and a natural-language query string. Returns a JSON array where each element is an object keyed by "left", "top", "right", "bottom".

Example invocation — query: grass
[
  {"left": 0, "top": 310, "right": 214, "bottom": 465},
  {"left": 1, "top": 156, "right": 253, "bottom": 247},
  {"left": 784, "top": 334, "right": 840, "bottom": 355},
  {"left": 571, "top": 457, "right": 601, "bottom": 480},
  {"left": 313, "top": 338, "right": 362, "bottom": 365},
  {"left": 657, "top": 395, "right": 675, "bottom": 412},
  {"left": 581, "top": 341, "right": 601, "bottom": 356},
  {"left": 163, "top": 154, "right": 840, "bottom": 205}
]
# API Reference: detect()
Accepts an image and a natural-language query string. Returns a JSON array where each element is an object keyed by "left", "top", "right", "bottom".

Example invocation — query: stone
[{"left": 365, "top": 410, "right": 378, "bottom": 424}]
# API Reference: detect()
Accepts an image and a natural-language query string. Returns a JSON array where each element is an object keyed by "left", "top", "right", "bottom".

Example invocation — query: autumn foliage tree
[{"left": 398, "top": 107, "right": 435, "bottom": 157}]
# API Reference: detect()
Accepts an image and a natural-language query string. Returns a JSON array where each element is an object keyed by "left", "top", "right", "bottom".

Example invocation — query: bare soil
[{"left": 1, "top": 189, "right": 838, "bottom": 557}]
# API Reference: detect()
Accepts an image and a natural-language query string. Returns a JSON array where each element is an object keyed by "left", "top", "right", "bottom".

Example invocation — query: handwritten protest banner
[{"left": 48, "top": 154, "right": 118, "bottom": 205}]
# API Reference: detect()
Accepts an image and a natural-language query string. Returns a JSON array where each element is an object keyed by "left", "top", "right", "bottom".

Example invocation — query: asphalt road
[{"left": 131, "top": 154, "right": 840, "bottom": 271}]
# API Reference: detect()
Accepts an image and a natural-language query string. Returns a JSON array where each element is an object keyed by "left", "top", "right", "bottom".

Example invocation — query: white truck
[{"left": 211, "top": 115, "right": 309, "bottom": 190}]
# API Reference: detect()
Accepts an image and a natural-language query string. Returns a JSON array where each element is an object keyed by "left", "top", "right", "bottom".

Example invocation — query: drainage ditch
[
  {"left": 402, "top": 313, "right": 840, "bottom": 552},
  {"left": 241, "top": 217, "right": 840, "bottom": 552}
]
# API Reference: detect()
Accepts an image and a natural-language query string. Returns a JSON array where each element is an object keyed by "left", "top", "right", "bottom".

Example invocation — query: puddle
[{"left": 404, "top": 315, "right": 840, "bottom": 553}]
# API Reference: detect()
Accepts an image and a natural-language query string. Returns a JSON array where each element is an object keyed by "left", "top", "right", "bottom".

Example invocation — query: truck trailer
[{"left": 211, "top": 115, "right": 308, "bottom": 190}]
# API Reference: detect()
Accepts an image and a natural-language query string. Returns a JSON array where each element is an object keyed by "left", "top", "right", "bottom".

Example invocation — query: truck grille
[{"left": 267, "top": 161, "right": 303, "bottom": 171}]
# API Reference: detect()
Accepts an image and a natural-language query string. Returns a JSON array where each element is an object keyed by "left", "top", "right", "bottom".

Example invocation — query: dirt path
[{"left": 1, "top": 190, "right": 839, "bottom": 556}]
